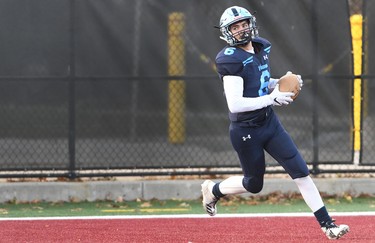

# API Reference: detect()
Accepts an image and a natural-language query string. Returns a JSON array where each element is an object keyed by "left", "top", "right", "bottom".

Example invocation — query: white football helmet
[{"left": 219, "top": 6, "right": 258, "bottom": 46}]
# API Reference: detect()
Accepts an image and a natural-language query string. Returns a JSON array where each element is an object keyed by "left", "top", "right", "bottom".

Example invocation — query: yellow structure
[
  {"left": 350, "top": 14, "right": 363, "bottom": 152},
  {"left": 168, "top": 13, "right": 186, "bottom": 143},
  {"left": 350, "top": 14, "right": 363, "bottom": 151}
]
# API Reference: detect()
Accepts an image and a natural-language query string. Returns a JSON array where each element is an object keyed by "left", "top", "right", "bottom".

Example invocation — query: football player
[{"left": 201, "top": 6, "right": 349, "bottom": 240}]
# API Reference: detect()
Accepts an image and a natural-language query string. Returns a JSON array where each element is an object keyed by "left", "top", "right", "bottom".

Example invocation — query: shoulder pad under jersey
[
  {"left": 215, "top": 47, "right": 244, "bottom": 76},
  {"left": 252, "top": 37, "right": 271, "bottom": 53}
]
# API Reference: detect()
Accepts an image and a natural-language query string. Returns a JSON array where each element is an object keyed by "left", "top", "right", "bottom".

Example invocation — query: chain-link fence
[{"left": 0, "top": 0, "right": 374, "bottom": 178}]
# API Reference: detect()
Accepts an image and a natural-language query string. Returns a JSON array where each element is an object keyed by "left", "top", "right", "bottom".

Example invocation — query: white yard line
[{"left": 0, "top": 211, "right": 375, "bottom": 221}]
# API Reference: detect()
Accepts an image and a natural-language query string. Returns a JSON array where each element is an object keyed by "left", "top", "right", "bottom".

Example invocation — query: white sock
[
  {"left": 219, "top": 175, "right": 248, "bottom": 195},
  {"left": 294, "top": 176, "right": 325, "bottom": 212}
]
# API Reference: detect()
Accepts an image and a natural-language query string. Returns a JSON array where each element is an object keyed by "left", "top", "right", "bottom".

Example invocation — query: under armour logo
[
  {"left": 242, "top": 134, "right": 251, "bottom": 141},
  {"left": 263, "top": 55, "right": 268, "bottom": 60}
]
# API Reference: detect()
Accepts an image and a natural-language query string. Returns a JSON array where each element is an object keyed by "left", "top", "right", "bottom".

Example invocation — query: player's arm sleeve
[{"left": 223, "top": 75, "right": 273, "bottom": 113}]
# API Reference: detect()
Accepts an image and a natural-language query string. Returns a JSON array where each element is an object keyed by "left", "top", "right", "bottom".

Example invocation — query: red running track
[{"left": 0, "top": 215, "right": 374, "bottom": 243}]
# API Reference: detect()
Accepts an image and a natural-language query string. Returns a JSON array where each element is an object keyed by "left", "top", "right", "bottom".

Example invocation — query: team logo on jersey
[
  {"left": 242, "top": 134, "right": 251, "bottom": 141},
  {"left": 264, "top": 46, "right": 271, "bottom": 60}
]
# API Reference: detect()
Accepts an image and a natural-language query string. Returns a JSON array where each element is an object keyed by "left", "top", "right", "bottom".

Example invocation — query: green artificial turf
[{"left": 0, "top": 195, "right": 374, "bottom": 218}]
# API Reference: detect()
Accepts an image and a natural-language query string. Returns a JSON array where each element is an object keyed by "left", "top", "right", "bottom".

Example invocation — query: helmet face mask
[
  {"left": 229, "top": 20, "right": 252, "bottom": 45},
  {"left": 219, "top": 6, "right": 259, "bottom": 46}
]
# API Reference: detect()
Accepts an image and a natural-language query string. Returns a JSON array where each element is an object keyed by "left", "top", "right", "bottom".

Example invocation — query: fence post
[
  {"left": 168, "top": 12, "right": 186, "bottom": 144},
  {"left": 350, "top": 14, "right": 363, "bottom": 165},
  {"left": 311, "top": 0, "right": 320, "bottom": 175},
  {"left": 68, "top": 0, "right": 77, "bottom": 179}
]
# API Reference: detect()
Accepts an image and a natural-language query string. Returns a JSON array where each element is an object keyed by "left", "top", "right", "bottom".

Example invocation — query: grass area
[{"left": 0, "top": 194, "right": 374, "bottom": 218}]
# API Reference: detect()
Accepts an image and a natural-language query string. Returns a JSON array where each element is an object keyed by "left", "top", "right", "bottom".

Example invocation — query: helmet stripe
[{"left": 231, "top": 7, "right": 239, "bottom": 17}]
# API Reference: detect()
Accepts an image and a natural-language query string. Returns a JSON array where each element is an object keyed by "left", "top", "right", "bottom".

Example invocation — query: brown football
[{"left": 278, "top": 73, "right": 300, "bottom": 100}]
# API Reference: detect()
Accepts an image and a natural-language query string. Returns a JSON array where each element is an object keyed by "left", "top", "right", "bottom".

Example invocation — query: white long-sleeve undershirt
[{"left": 223, "top": 75, "right": 275, "bottom": 113}]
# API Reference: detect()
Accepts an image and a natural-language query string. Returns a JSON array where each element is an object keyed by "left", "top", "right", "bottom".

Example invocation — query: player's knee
[{"left": 242, "top": 176, "right": 263, "bottom": 193}]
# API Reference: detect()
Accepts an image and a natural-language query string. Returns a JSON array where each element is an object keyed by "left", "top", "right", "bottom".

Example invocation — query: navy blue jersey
[{"left": 215, "top": 37, "right": 272, "bottom": 122}]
